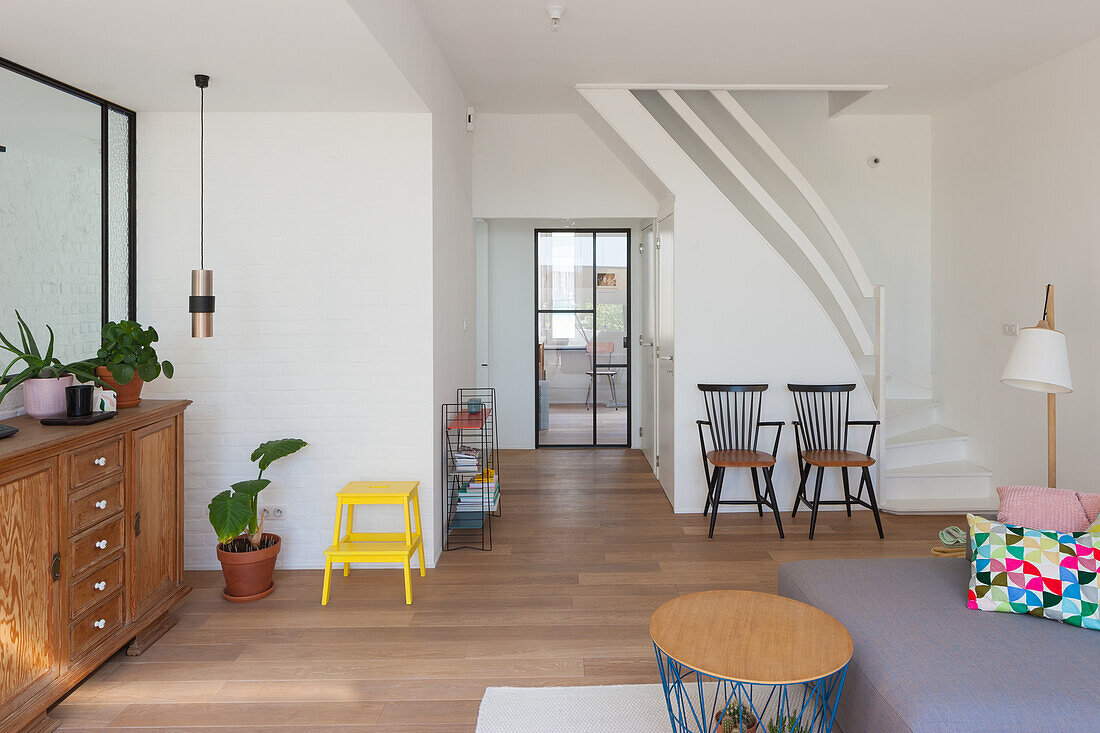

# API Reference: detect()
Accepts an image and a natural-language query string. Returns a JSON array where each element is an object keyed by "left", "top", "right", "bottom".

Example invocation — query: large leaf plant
[
  {"left": 209, "top": 438, "right": 307, "bottom": 549},
  {"left": 98, "top": 320, "right": 174, "bottom": 384},
  {"left": 0, "top": 310, "right": 105, "bottom": 406}
]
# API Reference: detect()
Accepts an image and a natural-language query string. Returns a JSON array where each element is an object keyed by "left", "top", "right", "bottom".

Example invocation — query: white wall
[
  {"left": 346, "top": 0, "right": 477, "bottom": 556},
  {"left": 932, "top": 36, "right": 1100, "bottom": 493},
  {"left": 485, "top": 218, "right": 645, "bottom": 448},
  {"left": 583, "top": 89, "right": 875, "bottom": 514},
  {"left": 474, "top": 114, "right": 657, "bottom": 219},
  {"left": 734, "top": 92, "right": 932, "bottom": 379},
  {"left": 137, "top": 112, "right": 437, "bottom": 570}
]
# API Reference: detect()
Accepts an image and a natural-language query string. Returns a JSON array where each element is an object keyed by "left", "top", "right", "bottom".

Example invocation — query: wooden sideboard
[{"left": 0, "top": 400, "right": 192, "bottom": 733}]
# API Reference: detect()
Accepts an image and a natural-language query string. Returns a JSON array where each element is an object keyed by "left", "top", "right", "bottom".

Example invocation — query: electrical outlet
[
  {"left": 266, "top": 505, "right": 287, "bottom": 521},
  {"left": 1002, "top": 322, "right": 1019, "bottom": 337}
]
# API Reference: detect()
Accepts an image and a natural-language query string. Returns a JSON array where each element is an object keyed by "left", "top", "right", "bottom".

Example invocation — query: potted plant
[
  {"left": 95, "top": 320, "right": 174, "bottom": 408},
  {"left": 765, "top": 716, "right": 809, "bottom": 733},
  {"left": 209, "top": 438, "right": 307, "bottom": 602},
  {"left": 716, "top": 702, "right": 759, "bottom": 733},
  {"left": 0, "top": 311, "right": 104, "bottom": 418}
]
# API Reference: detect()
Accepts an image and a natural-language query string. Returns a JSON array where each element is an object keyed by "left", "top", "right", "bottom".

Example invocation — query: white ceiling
[
  {"left": 412, "top": 0, "right": 1100, "bottom": 113},
  {"left": 0, "top": 0, "right": 425, "bottom": 113}
]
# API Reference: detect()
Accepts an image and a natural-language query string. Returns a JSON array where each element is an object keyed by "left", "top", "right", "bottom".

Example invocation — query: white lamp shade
[{"left": 1001, "top": 327, "right": 1073, "bottom": 394}]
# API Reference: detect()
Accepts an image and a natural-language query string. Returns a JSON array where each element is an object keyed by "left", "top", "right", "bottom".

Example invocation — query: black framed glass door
[{"left": 535, "top": 229, "right": 630, "bottom": 447}]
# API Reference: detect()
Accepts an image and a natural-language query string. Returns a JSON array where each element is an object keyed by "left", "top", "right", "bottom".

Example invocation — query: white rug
[{"left": 477, "top": 684, "right": 671, "bottom": 733}]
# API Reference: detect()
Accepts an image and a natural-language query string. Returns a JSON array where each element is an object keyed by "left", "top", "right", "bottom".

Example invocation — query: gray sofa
[{"left": 779, "top": 558, "right": 1100, "bottom": 732}]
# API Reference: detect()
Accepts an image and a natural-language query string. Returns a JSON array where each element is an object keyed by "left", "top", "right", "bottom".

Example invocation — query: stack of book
[
  {"left": 457, "top": 469, "right": 499, "bottom": 513},
  {"left": 451, "top": 445, "right": 481, "bottom": 474}
]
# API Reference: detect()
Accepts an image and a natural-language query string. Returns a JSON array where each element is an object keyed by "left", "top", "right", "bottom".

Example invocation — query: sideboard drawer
[
  {"left": 69, "top": 435, "right": 124, "bottom": 490},
  {"left": 69, "top": 515, "right": 125, "bottom": 577},
  {"left": 69, "top": 555, "right": 124, "bottom": 620},
  {"left": 68, "top": 477, "right": 124, "bottom": 536},
  {"left": 70, "top": 592, "right": 123, "bottom": 662}
]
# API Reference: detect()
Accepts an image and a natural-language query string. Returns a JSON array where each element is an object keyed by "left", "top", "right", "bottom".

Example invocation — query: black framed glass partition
[
  {"left": 0, "top": 56, "right": 136, "bottom": 366},
  {"left": 535, "top": 229, "right": 630, "bottom": 447}
]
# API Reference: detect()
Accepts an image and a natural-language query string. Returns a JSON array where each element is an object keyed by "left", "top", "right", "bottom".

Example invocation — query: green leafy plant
[
  {"left": 766, "top": 715, "right": 809, "bottom": 733},
  {"left": 209, "top": 438, "right": 307, "bottom": 550},
  {"left": 97, "top": 320, "right": 174, "bottom": 385},
  {"left": 0, "top": 310, "right": 104, "bottom": 405},
  {"left": 717, "top": 702, "right": 758, "bottom": 733}
]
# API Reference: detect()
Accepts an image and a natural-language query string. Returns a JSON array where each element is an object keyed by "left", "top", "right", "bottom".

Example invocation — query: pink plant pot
[{"left": 22, "top": 375, "right": 74, "bottom": 418}]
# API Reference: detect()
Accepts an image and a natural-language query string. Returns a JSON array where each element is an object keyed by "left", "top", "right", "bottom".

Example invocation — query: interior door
[
  {"left": 130, "top": 417, "right": 179, "bottom": 620},
  {"left": 0, "top": 459, "right": 60, "bottom": 720},
  {"left": 655, "top": 214, "right": 675, "bottom": 503},
  {"left": 639, "top": 224, "right": 656, "bottom": 468}
]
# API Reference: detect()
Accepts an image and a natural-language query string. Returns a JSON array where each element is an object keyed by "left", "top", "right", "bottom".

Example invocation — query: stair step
[
  {"left": 886, "top": 425, "right": 966, "bottom": 447},
  {"left": 885, "top": 426, "right": 968, "bottom": 469},
  {"left": 887, "top": 460, "right": 992, "bottom": 478},
  {"left": 884, "top": 399, "right": 940, "bottom": 437},
  {"left": 880, "top": 495, "right": 999, "bottom": 515}
]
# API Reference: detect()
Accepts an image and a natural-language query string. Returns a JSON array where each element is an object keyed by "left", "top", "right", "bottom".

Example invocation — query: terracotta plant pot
[
  {"left": 95, "top": 366, "right": 144, "bottom": 408},
  {"left": 217, "top": 533, "right": 280, "bottom": 602},
  {"left": 22, "top": 375, "right": 74, "bottom": 418}
]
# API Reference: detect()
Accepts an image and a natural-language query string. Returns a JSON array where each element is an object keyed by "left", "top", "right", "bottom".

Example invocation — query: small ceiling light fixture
[
  {"left": 546, "top": 4, "right": 565, "bottom": 32},
  {"left": 190, "top": 73, "right": 214, "bottom": 338}
]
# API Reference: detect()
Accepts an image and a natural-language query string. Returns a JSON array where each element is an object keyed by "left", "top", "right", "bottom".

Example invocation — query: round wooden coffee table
[{"left": 650, "top": 590, "right": 852, "bottom": 733}]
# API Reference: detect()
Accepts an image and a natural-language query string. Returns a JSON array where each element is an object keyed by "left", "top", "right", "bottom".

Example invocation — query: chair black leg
[
  {"left": 841, "top": 467, "right": 852, "bottom": 517},
  {"left": 863, "top": 466, "right": 885, "bottom": 539},
  {"left": 808, "top": 466, "right": 825, "bottom": 540},
  {"left": 749, "top": 468, "right": 764, "bottom": 517},
  {"left": 792, "top": 461, "right": 810, "bottom": 518},
  {"left": 763, "top": 467, "right": 784, "bottom": 539},
  {"left": 707, "top": 468, "right": 725, "bottom": 539},
  {"left": 703, "top": 463, "right": 720, "bottom": 517}
]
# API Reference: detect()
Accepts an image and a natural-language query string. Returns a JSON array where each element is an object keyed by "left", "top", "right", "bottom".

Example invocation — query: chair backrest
[
  {"left": 787, "top": 383, "right": 855, "bottom": 452},
  {"left": 586, "top": 341, "right": 615, "bottom": 355},
  {"left": 698, "top": 384, "right": 767, "bottom": 451}
]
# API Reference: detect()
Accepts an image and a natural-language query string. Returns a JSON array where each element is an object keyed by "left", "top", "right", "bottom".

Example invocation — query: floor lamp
[{"left": 1000, "top": 284, "right": 1073, "bottom": 487}]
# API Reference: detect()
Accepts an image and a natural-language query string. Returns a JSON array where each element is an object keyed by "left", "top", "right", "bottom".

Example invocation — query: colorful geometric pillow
[{"left": 967, "top": 513, "right": 1099, "bottom": 631}]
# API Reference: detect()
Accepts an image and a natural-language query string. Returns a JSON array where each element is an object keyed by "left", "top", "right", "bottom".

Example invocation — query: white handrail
[
  {"left": 658, "top": 90, "right": 875, "bottom": 356},
  {"left": 712, "top": 91, "right": 874, "bottom": 298},
  {"left": 875, "top": 285, "right": 887, "bottom": 493}
]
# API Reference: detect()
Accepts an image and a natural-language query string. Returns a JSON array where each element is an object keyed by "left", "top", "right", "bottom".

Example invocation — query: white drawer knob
[
  {"left": 95, "top": 500, "right": 108, "bottom": 510},
  {"left": 94, "top": 581, "right": 106, "bottom": 591},
  {"left": 93, "top": 619, "right": 106, "bottom": 629},
  {"left": 94, "top": 457, "right": 107, "bottom": 467},
  {"left": 95, "top": 540, "right": 108, "bottom": 550}
]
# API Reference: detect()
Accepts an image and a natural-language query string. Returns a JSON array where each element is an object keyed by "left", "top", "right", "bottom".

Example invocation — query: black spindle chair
[
  {"left": 787, "top": 384, "right": 883, "bottom": 539},
  {"left": 696, "top": 384, "right": 784, "bottom": 539}
]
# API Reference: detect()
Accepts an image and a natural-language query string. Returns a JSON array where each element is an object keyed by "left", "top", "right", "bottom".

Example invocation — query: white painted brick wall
[
  {"left": 0, "top": 149, "right": 101, "bottom": 419},
  {"left": 136, "top": 112, "right": 437, "bottom": 570}
]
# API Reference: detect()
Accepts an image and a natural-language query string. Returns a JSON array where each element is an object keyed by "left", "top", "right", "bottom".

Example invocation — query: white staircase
[{"left": 880, "top": 394, "right": 997, "bottom": 514}]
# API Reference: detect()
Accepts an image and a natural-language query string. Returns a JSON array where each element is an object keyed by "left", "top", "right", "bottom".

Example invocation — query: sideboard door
[
  {"left": 0, "top": 459, "right": 60, "bottom": 720},
  {"left": 129, "top": 417, "right": 180, "bottom": 621}
]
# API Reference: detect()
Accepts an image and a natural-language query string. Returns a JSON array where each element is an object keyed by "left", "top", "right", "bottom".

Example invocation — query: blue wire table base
[{"left": 654, "top": 643, "right": 848, "bottom": 733}]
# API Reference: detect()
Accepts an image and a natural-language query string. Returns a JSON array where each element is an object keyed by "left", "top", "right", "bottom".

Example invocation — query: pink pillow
[
  {"left": 1079, "top": 491, "right": 1100, "bottom": 525},
  {"left": 996, "top": 485, "right": 1090, "bottom": 532}
]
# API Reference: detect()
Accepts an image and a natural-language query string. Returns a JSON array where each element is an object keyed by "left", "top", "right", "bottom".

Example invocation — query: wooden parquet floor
[{"left": 51, "top": 448, "right": 960, "bottom": 731}]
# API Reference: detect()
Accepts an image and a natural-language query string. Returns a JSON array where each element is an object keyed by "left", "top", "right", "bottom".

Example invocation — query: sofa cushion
[
  {"left": 779, "top": 558, "right": 1100, "bottom": 733},
  {"left": 967, "top": 513, "right": 1100, "bottom": 630},
  {"left": 996, "top": 485, "right": 1090, "bottom": 532}
]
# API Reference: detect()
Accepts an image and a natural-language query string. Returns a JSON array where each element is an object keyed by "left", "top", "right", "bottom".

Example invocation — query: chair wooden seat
[
  {"left": 585, "top": 370, "right": 617, "bottom": 376},
  {"left": 801, "top": 449, "right": 874, "bottom": 468},
  {"left": 707, "top": 449, "right": 776, "bottom": 468}
]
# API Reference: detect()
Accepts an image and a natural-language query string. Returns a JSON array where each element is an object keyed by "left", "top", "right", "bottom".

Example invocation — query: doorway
[{"left": 535, "top": 229, "right": 630, "bottom": 447}]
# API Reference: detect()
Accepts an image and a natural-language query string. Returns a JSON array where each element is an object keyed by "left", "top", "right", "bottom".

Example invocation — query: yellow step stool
[{"left": 321, "top": 481, "right": 425, "bottom": 605}]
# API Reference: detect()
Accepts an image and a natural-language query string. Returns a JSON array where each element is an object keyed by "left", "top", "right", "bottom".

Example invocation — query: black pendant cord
[{"left": 200, "top": 84, "right": 205, "bottom": 270}]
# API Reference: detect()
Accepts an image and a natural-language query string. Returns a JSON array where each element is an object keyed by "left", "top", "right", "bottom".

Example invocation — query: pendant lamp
[{"left": 190, "top": 73, "right": 214, "bottom": 338}]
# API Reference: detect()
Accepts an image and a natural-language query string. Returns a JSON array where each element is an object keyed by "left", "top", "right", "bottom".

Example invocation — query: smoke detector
[{"left": 546, "top": 5, "right": 565, "bottom": 32}]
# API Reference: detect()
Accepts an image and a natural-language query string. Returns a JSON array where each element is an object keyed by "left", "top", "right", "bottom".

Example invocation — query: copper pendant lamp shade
[{"left": 190, "top": 73, "right": 214, "bottom": 338}]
